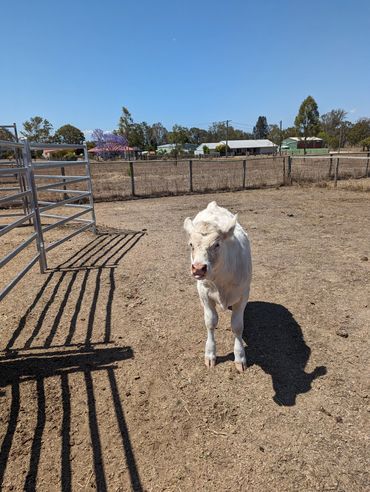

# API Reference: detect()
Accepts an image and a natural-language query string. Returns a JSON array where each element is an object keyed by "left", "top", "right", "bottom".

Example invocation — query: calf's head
[{"left": 183, "top": 215, "right": 237, "bottom": 280}]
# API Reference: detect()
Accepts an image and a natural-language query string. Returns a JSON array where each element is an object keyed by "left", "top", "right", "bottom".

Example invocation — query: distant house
[
  {"left": 195, "top": 139, "right": 277, "bottom": 156},
  {"left": 225, "top": 139, "right": 277, "bottom": 155},
  {"left": 157, "top": 143, "right": 197, "bottom": 154},
  {"left": 282, "top": 137, "right": 324, "bottom": 151},
  {"left": 88, "top": 144, "right": 137, "bottom": 159},
  {"left": 194, "top": 142, "right": 220, "bottom": 156}
]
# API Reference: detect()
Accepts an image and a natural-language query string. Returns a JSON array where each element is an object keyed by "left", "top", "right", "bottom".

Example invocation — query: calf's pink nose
[{"left": 192, "top": 263, "right": 207, "bottom": 276}]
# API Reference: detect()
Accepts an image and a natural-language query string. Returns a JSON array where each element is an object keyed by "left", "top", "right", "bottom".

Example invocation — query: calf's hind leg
[{"left": 231, "top": 299, "right": 248, "bottom": 373}]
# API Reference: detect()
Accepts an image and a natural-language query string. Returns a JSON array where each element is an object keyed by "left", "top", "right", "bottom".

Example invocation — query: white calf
[{"left": 184, "top": 201, "right": 252, "bottom": 372}]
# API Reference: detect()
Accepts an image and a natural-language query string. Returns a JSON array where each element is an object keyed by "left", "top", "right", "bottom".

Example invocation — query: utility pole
[
  {"left": 338, "top": 124, "right": 343, "bottom": 154},
  {"left": 225, "top": 119, "right": 231, "bottom": 158},
  {"left": 279, "top": 120, "right": 283, "bottom": 155}
]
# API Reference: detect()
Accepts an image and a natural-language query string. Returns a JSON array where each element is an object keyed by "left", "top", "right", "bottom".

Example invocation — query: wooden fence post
[
  {"left": 328, "top": 153, "right": 333, "bottom": 179},
  {"left": 288, "top": 155, "right": 292, "bottom": 184},
  {"left": 242, "top": 159, "right": 246, "bottom": 189},
  {"left": 365, "top": 152, "right": 370, "bottom": 177},
  {"left": 282, "top": 157, "right": 286, "bottom": 184},
  {"left": 129, "top": 162, "right": 135, "bottom": 196},
  {"left": 334, "top": 157, "right": 340, "bottom": 187},
  {"left": 189, "top": 159, "right": 193, "bottom": 192}
]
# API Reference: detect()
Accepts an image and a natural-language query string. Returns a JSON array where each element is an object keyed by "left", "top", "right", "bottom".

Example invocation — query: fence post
[
  {"left": 242, "top": 159, "right": 246, "bottom": 189},
  {"left": 129, "top": 161, "right": 135, "bottom": 196},
  {"left": 60, "top": 166, "right": 68, "bottom": 201},
  {"left": 365, "top": 152, "right": 370, "bottom": 177},
  {"left": 334, "top": 157, "right": 340, "bottom": 187},
  {"left": 189, "top": 159, "right": 193, "bottom": 192},
  {"left": 83, "top": 144, "right": 97, "bottom": 234},
  {"left": 288, "top": 155, "right": 292, "bottom": 184},
  {"left": 328, "top": 153, "right": 333, "bottom": 178},
  {"left": 23, "top": 140, "right": 48, "bottom": 273},
  {"left": 282, "top": 157, "right": 286, "bottom": 184}
]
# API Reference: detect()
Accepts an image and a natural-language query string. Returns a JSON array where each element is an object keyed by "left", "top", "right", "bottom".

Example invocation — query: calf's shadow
[{"left": 243, "top": 301, "right": 327, "bottom": 406}]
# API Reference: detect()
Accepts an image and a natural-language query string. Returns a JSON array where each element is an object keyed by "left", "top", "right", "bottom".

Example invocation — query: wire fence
[{"left": 82, "top": 153, "right": 370, "bottom": 200}]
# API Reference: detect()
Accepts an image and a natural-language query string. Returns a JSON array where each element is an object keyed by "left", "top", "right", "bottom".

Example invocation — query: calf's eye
[
  {"left": 189, "top": 243, "right": 193, "bottom": 247},
  {"left": 215, "top": 242, "right": 220, "bottom": 248}
]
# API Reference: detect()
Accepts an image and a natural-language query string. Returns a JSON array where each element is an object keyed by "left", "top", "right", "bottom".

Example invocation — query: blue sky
[{"left": 1, "top": 0, "right": 370, "bottom": 137}]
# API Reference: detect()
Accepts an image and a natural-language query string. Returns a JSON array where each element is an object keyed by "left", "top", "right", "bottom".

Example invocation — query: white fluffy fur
[{"left": 184, "top": 201, "right": 252, "bottom": 370}]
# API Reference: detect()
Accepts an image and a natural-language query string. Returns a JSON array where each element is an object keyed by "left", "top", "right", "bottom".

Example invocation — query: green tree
[
  {"left": 149, "top": 122, "right": 168, "bottom": 148},
  {"left": 117, "top": 106, "right": 134, "bottom": 140},
  {"left": 203, "top": 145, "right": 210, "bottom": 154},
  {"left": 294, "top": 96, "right": 320, "bottom": 153},
  {"left": 167, "top": 125, "right": 190, "bottom": 145},
  {"left": 0, "top": 127, "right": 15, "bottom": 141},
  {"left": 215, "top": 143, "right": 230, "bottom": 156},
  {"left": 360, "top": 136, "right": 370, "bottom": 151},
  {"left": 281, "top": 126, "right": 298, "bottom": 139},
  {"left": 320, "top": 109, "right": 348, "bottom": 149},
  {"left": 127, "top": 122, "right": 146, "bottom": 148},
  {"left": 347, "top": 118, "right": 370, "bottom": 146},
  {"left": 188, "top": 127, "right": 209, "bottom": 145},
  {"left": 54, "top": 124, "right": 85, "bottom": 144},
  {"left": 207, "top": 122, "right": 252, "bottom": 142},
  {"left": 267, "top": 124, "right": 282, "bottom": 145},
  {"left": 253, "top": 116, "right": 269, "bottom": 139},
  {"left": 21, "top": 116, "right": 53, "bottom": 142}
]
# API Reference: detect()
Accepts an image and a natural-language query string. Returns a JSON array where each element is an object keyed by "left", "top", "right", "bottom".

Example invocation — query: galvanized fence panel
[
  {"left": 0, "top": 140, "right": 45, "bottom": 301},
  {"left": 0, "top": 140, "right": 96, "bottom": 301},
  {"left": 29, "top": 142, "right": 96, "bottom": 263}
]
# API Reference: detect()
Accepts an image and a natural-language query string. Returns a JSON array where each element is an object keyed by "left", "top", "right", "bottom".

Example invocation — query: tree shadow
[
  {"left": 0, "top": 231, "right": 145, "bottom": 491},
  {"left": 243, "top": 301, "right": 327, "bottom": 406}
]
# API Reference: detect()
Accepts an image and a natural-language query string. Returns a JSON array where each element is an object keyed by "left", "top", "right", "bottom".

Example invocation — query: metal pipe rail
[
  {"left": 32, "top": 160, "right": 88, "bottom": 169},
  {"left": 0, "top": 140, "right": 44, "bottom": 302},
  {"left": 1, "top": 138, "right": 97, "bottom": 301}
]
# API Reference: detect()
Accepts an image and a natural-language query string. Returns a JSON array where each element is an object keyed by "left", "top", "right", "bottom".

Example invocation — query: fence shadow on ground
[
  {"left": 243, "top": 301, "right": 327, "bottom": 406},
  {"left": 0, "top": 231, "right": 145, "bottom": 491}
]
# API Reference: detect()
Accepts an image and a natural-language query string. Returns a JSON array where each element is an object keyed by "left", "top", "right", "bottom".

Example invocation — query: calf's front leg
[{"left": 202, "top": 298, "right": 218, "bottom": 368}]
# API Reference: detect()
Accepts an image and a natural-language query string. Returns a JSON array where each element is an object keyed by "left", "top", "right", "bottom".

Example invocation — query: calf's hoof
[
  {"left": 235, "top": 361, "right": 246, "bottom": 373},
  {"left": 205, "top": 357, "right": 216, "bottom": 369}
]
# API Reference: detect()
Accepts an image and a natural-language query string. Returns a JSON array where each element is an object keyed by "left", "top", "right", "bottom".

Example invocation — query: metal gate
[{"left": 0, "top": 139, "right": 96, "bottom": 301}]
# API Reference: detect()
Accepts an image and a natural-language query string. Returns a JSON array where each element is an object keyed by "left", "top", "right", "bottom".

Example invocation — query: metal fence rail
[
  {"left": 0, "top": 139, "right": 96, "bottom": 301},
  {"left": 0, "top": 140, "right": 44, "bottom": 301}
]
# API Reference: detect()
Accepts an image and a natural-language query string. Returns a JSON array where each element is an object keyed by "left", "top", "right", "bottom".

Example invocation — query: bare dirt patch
[{"left": 0, "top": 187, "right": 369, "bottom": 491}]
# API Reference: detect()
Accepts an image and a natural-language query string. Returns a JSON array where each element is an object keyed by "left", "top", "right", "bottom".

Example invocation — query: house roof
[
  {"left": 88, "top": 145, "right": 134, "bottom": 152},
  {"left": 220, "top": 139, "right": 277, "bottom": 149},
  {"left": 285, "top": 137, "right": 323, "bottom": 142},
  {"left": 195, "top": 142, "right": 220, "bottom": 151},
  {"left": 157, "top": 143, "right": 197, "bottom": 150}
]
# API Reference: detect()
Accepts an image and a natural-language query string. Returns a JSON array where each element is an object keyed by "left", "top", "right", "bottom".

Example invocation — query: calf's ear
[
  {"left": 207, "top": 201, "right": 218, "bottom": 210},
  {"left": 183, "top": 217, "right": 194, "bottom": 234},
  {"left": 222, "top": 214, "right": 237, "bottom": 238}
]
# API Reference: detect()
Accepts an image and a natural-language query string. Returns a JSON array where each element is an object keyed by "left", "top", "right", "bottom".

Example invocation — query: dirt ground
[{"left": 0, "top": 186, "right": 369, "bottom": 491}]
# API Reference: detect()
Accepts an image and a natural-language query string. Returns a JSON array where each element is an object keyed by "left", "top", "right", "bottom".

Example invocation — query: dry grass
[
  {"left": 1, "top": 156, "right": 369, "bottom": 205},
  {"left": 318, "top": 177, "right": 370, "bottom": 191}
]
